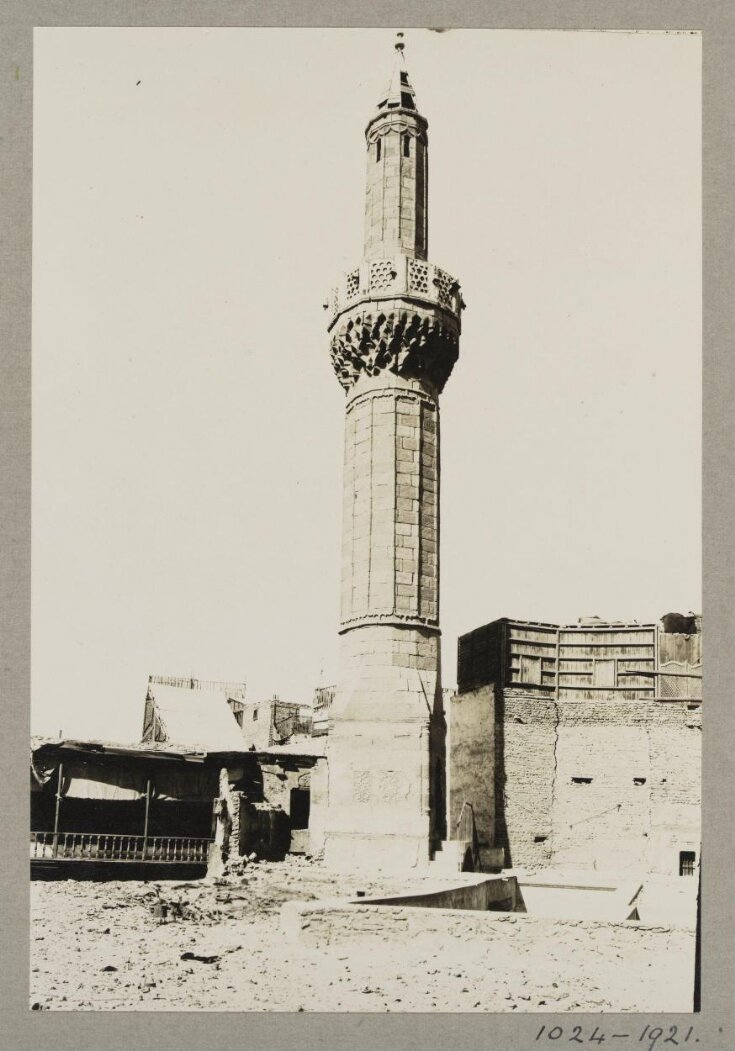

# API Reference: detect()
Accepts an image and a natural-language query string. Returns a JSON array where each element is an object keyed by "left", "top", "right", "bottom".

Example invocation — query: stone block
[
  {"left": 396, "top": 583, "right": 417, "bottom": 598},
  {"left": 397, "top": 484, "right": 419, "bottom": 501},
  {"left": 397, "top": 515, "right": 419, "bottom": 532}
]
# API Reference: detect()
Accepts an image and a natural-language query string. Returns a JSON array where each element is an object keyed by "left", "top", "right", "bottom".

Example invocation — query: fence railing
[{"left": 31, "top": 831, "right": 211, "bottom": 864}]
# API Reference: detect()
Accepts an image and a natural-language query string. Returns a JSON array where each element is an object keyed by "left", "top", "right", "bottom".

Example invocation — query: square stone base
[{"left": 324, "top": 831, "right": 431, "bottom": 874}]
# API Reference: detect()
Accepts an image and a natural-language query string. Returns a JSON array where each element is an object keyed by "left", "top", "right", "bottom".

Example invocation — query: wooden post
[
  {"left": 142, "top": 779, "right": 151, "bottom": 860},
  {"left": 52, "top": 762, "right": 63, "bottom": 858}
]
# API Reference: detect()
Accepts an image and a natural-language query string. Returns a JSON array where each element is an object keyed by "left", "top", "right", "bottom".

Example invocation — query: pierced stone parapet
[
  {"left": 330, "top": 306, "right": 459, "bottom": 394},
  {"left": 325, "top": 255, "right": 463, "bottom": 329}
]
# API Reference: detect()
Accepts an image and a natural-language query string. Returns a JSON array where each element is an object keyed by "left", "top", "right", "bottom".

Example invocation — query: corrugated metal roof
[{"left": 149, "top": 683, "right": 247, "bottom": 751}]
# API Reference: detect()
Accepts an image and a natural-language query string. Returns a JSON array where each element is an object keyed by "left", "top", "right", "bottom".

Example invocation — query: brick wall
[
  {"left": 448, "top": 689, "right": 701, "bottom": 874},
  {"left": 498, "top": 692, "right": 557, "bottom": 868},
  {"left": 507, "top": 696, "right": 701, "bottom": 872}
]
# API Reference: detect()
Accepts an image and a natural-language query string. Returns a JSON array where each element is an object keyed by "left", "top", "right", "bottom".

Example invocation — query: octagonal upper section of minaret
[{"left": 326, "top": 34, "right": 464, "bottom": 398}]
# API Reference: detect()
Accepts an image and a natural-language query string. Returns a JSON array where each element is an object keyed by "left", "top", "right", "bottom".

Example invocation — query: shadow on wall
[{"left": 494, "top": 686, "right": 512, "bottom": 868}]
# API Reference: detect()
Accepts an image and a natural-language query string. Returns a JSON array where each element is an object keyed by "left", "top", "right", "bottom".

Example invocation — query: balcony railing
[
  {"left": 326, "top": 256, "right": 463, "bottom": 328},
  {"left": 31, "top": 830, "right": 211, "bottom": 864}
]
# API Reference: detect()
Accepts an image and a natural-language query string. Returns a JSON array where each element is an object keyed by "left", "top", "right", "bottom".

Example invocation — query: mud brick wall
[
  {"left": 448, "top": 688, "right": 701, "bottom": 873},
  {"left": 496, "top": 692, "right": 558, "bottom": 868},
  {"left": 448, "top": 685, "right": 495, "bottom": 851},
  {"left": 554, "top": 699, "right": 701, "bottom": 874},
  {"left": 502, "top": 696, "right": 701, "bottom": 872}
]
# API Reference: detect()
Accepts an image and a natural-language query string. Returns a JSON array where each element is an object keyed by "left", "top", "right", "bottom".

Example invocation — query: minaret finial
[{"left": 374, "top": 30, "right": 417, "bottom": 115}]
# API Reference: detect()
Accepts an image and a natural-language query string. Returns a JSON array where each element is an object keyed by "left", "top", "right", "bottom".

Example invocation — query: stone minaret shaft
[{"left": 324, "top": 37, "right": 463, "bottom": 872}]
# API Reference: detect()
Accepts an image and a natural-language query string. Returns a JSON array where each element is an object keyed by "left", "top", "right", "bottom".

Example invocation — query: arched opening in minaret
[
  {"left": 375, "top": 139, "right": 381, "bottom": 162},
  {"left": 403, "top": 133, "right": 410, "bottom": 157}
]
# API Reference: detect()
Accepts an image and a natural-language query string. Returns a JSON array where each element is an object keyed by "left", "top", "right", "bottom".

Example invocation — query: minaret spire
[{"left": 376, "top": 31, "right": 418, "bottom": 113}]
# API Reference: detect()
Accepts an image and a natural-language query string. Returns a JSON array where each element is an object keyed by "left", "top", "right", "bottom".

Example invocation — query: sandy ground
[{"left": 30, "top": 857, "right": 692, "bottom": 1012}]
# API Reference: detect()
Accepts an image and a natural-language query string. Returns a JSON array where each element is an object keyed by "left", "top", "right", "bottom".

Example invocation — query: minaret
[{"left": 323, "top": 34, "right": 463, "bottom": 872}]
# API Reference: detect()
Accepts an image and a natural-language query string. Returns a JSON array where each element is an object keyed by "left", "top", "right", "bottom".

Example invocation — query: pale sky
[{"left": 32, "top": 28, "right": 701, "bottom": 742}]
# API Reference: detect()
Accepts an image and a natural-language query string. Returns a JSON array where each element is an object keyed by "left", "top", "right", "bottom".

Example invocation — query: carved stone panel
[{"left": 330, "top": 307, "right": 459, "bottom": 394}]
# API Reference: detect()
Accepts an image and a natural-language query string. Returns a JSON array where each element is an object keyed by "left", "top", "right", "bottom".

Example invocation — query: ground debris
[
  {"left": 180, "top": 951, "right": 220, "bottom": 965},
  {"left": 30, "top": 856, "right": 690, "bottom": 1013}
]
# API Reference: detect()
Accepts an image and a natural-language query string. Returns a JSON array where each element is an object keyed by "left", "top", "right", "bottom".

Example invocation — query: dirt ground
[{"left": 30, "top": 856, "right": 691, "bottom": 1012}]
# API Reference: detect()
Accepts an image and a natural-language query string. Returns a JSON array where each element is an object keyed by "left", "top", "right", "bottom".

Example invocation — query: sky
[{"left": 32, "top": 28, "right": 701, "bottom": 742}]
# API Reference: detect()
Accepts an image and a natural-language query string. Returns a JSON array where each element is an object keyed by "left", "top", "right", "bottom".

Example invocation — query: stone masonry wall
[
  {"left": 364, "top": 118, "right": 427, "bottom": 260},
  {"left": 340, "top": 380, "right": 439, "bottom": 630}
]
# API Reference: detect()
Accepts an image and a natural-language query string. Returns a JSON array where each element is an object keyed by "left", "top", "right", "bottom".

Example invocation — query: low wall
[
  {"left": 357, "top": 874, "right": 519, "bottom": 912},
  {"left": 517, "top": 876, "right": 642, "bottom": 922}
]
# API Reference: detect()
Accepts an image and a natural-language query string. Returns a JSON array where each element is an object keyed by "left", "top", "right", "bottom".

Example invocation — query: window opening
[
  {"left": 679, "top": 850, "right": 696, "bottom": 876},
  {"left": 571, "top": 776, "right": 593, "bottom": 785},
  {"left": 403, "top": 133, "right": 410, "bottom": 157},
  {"left": 376, "top": 139, "right": 381, "bottom": 162}
]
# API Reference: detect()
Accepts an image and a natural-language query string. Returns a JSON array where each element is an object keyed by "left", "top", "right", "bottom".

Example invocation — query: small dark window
[
  {"left": 403, "top": 134, "right": 410, "bottom": 157},
  {"left": 571, "top": 776, "right": 593, "bottom": 785},
  {"left": 533, "top": 835, "right": 547, "bottom": 844},
  {"left": 679, "top": 850, "right": 696, "bottom": 876},
  {"left": 633, "top": 777, "right": 646, "bottom": 786},
  {"left": 376, "top": 139, "right": 381, "bottom": 162},
  {"left": 252, "top": 708, "right": 258, "bottom": 721}
]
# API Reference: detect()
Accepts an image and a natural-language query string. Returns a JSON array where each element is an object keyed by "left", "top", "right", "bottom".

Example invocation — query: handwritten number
[
  {"left": 570, "top": 1027, "right": 584, "bottom": 1044},
  {"left": 648, "top": 1027, "right": 664, "bottom": 1050}
]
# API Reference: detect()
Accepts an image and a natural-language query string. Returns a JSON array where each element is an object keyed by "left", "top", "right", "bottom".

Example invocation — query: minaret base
[{"left": 322, "top": 624, "right": 446, "bottom": 874}]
